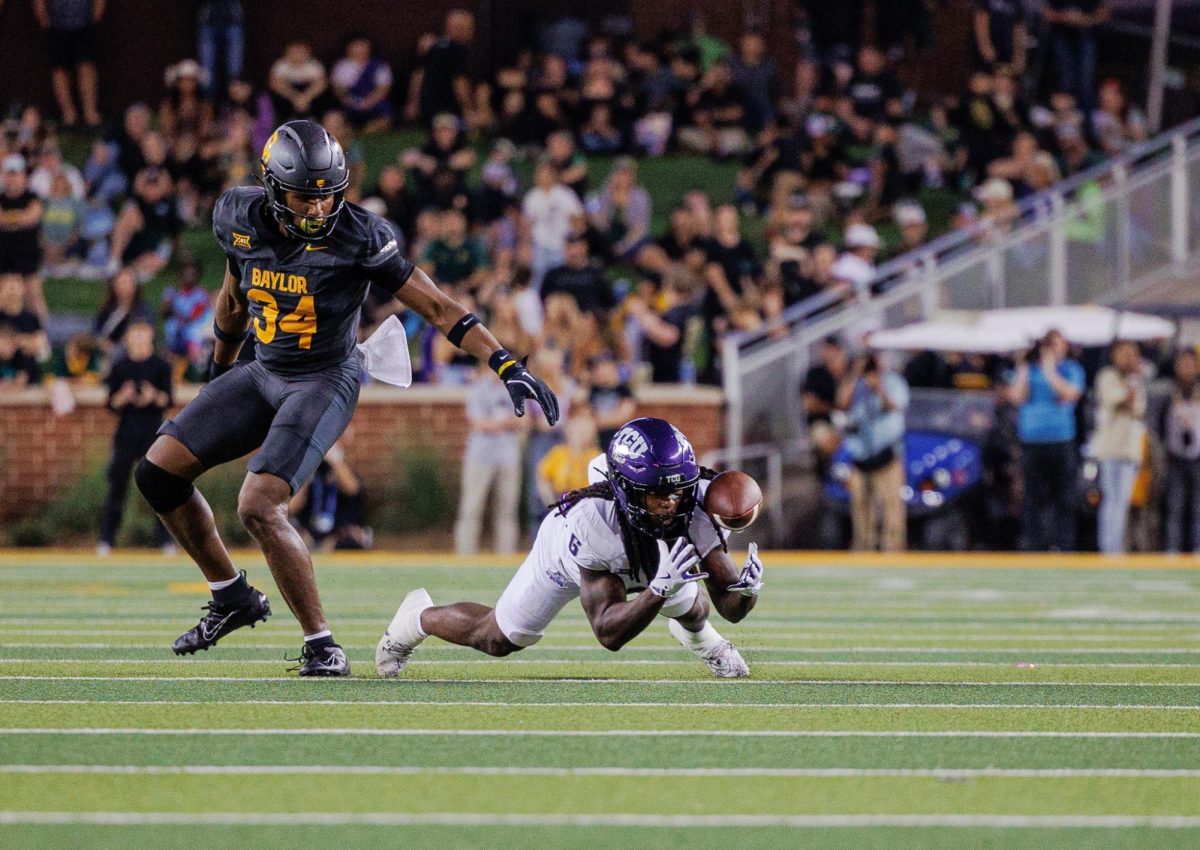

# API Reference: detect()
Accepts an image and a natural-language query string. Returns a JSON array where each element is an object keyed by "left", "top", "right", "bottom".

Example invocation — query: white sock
[
  {"left": 304, "top": 630, "right": 332, "bottom": 643},
  {"left": 676, "top": 620, "right": 726, "bottom": 654},
  {"left": 207, "top": 573, "right": 242, "bottom": 591},
  {"left": 415, "top": 611, "right": 428, "bottom": 639}
]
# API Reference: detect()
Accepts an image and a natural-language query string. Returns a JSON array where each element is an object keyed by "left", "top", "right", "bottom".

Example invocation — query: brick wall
[{"left": 0, "top": 384, "right": 724, "bottom": 523}]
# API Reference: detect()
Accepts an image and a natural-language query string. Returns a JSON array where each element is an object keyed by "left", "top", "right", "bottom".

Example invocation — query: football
[{"left": 704, "top": 470, "right": 763, "bottom": 530}]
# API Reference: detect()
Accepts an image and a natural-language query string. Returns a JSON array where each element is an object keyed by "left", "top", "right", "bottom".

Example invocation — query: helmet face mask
[
  {"left": 606, "top": 418, "right": 699, "bottom": 540},
  {"left": 260, "top": 120, "right": 350, "bottom": 242}
]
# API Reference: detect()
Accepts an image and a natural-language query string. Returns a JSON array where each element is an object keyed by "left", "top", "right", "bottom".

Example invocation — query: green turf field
[{"left": 1, "top": 552, "right": 1198, "bottom": 849}]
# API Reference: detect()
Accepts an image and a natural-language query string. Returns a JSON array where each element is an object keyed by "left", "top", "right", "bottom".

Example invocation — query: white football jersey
[{"left": 532, "top": 482, "right": 719, "bottom": 594}]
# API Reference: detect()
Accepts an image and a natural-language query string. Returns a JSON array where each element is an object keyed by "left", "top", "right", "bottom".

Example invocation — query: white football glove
[
  {"left": 726, "top": 543, "right": 764, "bottom": 597},
  {"left": 649, "top": 538, "right": 706, "bottom": 598}
]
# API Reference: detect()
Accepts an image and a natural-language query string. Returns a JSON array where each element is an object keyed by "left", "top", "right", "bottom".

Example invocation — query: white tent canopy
[{"left": 868, "top": 307, "right": 1174, "bottom": 353}]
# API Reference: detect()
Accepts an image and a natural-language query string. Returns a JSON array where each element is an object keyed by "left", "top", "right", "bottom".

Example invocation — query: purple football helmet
[{"left": 606, "top": 417, "right": 700, "bottom": 539}]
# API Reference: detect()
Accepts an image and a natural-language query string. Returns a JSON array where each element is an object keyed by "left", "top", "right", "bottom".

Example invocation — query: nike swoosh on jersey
[{"left": 304, "top": 244, "right": 328, "bottom": 251}]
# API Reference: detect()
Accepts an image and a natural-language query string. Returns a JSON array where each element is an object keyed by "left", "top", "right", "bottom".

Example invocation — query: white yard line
[
  {"left": 0, "top": 696, "right": 1190, "bottom": 710},
  {"left": 2, "top": 812, "right": 1200, "bottom": 828},
  {"left": 4, "top": 642, "right": 1198, "bottom": 651},
  {"left": 0, "top": 675, "right": 1195, "bottom": 686},
  {"left": 4, "top": 765, "right": 1200, "bottom": 778},
  {"left": 1, "top": 728, "right": 1197, "bottom": 738}
]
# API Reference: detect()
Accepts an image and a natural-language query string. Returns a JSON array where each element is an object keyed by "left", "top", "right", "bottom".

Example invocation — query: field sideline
[{"left": 1, "top": 550, "right": 1198, "bottom": 849}]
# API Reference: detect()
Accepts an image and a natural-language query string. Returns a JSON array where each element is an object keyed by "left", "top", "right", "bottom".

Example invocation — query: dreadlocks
[{"left": 546, "top": 465, "right": 729, "bottom": 584}]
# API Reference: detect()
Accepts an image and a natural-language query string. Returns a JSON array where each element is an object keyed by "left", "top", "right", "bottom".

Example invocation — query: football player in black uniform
[{"left": 134, "top": 120, "right": 559, "bottom": 676}]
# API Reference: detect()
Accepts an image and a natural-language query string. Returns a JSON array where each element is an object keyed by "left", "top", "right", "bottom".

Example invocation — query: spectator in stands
[
  {"left": 889, "top": 202, "right": 929, "bottom": 260},
  {"left": 578, "top": 103, "right": 624, "bottom": 155},
  {"left": 407, "top": 9, "right": 475, "bottom": 125},
  {"left": 730, "top": 32, "right": 778, "bottom": 133},
  {"left": 48, "top": 331, "right": 102, "bottom": 385},
  {"left": 404, "top": 113, "right": 475, "bottom": 204},
  {"left": 587, "top": 158, "right": 651, "bottom": 263},
  {"left": 803, "top": 336, "right": 849, "bottom": 464},
  {"left": 290, "top": 441, "right": 373, "bottom": 551},
  {"left": 83, "top": 138, "right": 126, "bottom": 205},
  {"left": 1043, "top": 0, "right": 1109, "bottom": 114},
  {"left": 1006, "top": 329, "right": 1085, "bottom": 551},
  {"left": 111, "top": 103, "right": 152, "bottom": 181},
  {"left": 1092, "top": 79, "right": 1147, "bottom": 156},
  {"left": 677, "top": 60, "right": 750, "bottom": 158},
  {"left": 1158, "top": 349, "right": 1200, "bottom": 554},
  {"left": 837, "top": 351, "right": 909, "bottom": 552},
  {"left": 30, "top": 141, "right": 85, "bottom": 201},
  {"left": 160, "top": 60, "right": 213, "bottom": 142},
  {"left": 454, "top": 361, "right": 526, "bottom": 555},
  {"left": 537, "top": 412, "right": 600, "bottom": 505},
  {"left": 1091, "top": 339, "right": 1147, "bottom": 555},
  {"left": 331, "top": 35, "right": 394, "bottom": 133},
  {"left": 268, "top": 40, "right": 328, "bottom": 122},
  {"left": 93, "top": 267, "right": 152, "bottom": 353},
  {"left": 108, "top": 166, "right": 181, "bottom": 280},
  {"left": 196, "top": 1, "right": 244, "bottom": 99},
  {"left": 587, "top": 352, "right": 636, "bottom": 451},
  {"left": 0, "top": 273, "right": 48, "bottom": 364},
  {"left": 160, "top": 258, "right": 212, "bottom": 380},
  {"left": 626, "top": 276, "right": 697, "bottom": 384},
  {"left": 832, "top": 223, "right": 881, "bottom": 299},
  {"left": 320, "top": 110, "right": 366, "bottom": 202},
  {"left": 0, "top": 326, "right": 39, "bottom": 389},
  {"left": 420, "top": 208, "right": 490, "bottom": 292},
  {"left": 848, "top": 46, "right": 903, "bottom": 122},
  {"left": 97, "top": 320, "right": 172, "bottom": 554},
  {"left": 521, "top": 160, "right": 583, "bottom": 291},
  {"left": 0, "top": 156, "right": 46, "bottom": 319},
  {"left": 541, "top": 233, "right": 614, "bottom": 316},
  {"left": 544, "top": 131, "right": 588, "bottom": 200},
  {"left": 520, "top": 344, "right": 573, "bottom": 532},
  {"left": 34, "top": 0, "right": 105, "bottom": 129},
  {"left": 974, "top": 0, "right": 1028, "bottom": 73},
  {"left": 39, "top": 171, "right": 84, "bottom": 276}
]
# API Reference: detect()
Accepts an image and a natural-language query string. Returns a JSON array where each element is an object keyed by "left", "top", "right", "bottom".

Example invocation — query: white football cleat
[
  {"left": 668, "top": 618, "right": 750, "bottom": 678},
  {"left": 375, "top": 588, "right": 434, "bottom": 678}
]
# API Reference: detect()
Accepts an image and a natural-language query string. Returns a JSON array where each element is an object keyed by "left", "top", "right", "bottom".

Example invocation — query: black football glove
[{"left": 502, "top": 359, "right": 560, "bottom": 426}]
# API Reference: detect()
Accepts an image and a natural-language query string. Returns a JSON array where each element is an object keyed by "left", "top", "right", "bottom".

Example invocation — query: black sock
[{"left": 211, "top": 571, "right": 252, "bottom": 606}]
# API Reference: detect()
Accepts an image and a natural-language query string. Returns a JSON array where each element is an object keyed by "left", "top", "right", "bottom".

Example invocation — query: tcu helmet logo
[{"left": 610, "top": 426, "right": 649, "bottom": 460}]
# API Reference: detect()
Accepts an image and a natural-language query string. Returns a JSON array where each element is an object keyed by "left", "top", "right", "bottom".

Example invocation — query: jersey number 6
[{"left": 247, "top": 290, "right": 317, "bottom": 349}]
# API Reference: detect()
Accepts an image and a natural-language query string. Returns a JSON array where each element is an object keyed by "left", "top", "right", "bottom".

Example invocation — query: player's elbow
[{"left": 595, "top": 630, "right": 627, "bottom": 652}]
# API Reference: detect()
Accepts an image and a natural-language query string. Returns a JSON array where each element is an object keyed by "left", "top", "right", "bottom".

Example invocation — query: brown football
[{"left": 704, "top": 470, "right": 763, "bottom": 530}]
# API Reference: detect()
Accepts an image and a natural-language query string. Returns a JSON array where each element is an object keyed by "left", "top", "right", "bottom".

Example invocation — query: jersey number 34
[{"left": 247, "top": 290, "right": 317, "bottom": 349}]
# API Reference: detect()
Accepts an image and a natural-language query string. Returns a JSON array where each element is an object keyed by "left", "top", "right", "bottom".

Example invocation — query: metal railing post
[
  {"left": 722, "top": 339, "right": 744, "bottom": 471},
  {"left": 1172, "top": 133, "right": 1190, "bottom": 269},
  {"left": 1114, "top": 163, "right": 1132, "bottom": 297},
  {"left": 1049, "top": 193, "right": 1067, "bottom": 305},
  {"left": 919, "top": 255, "right": 939, "bottom": 318}
]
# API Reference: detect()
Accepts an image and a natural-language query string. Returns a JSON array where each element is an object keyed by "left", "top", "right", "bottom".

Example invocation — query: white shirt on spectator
[
  {"left": 832, "top": 252, "right": 876, "bottom": 297},
  {"left": 331, "top": 58, "right": 393, "bottom": 93},
  {"left": 29, "top": 165, "right": 85, "bottom": 200},
  {"left": 522, "top": 184, "right": 583, "bottom": 251}
]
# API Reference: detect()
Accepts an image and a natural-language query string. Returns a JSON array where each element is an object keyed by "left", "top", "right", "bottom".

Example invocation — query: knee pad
[{"left": 134, "top": 458, "right": 195, "bottom": 514}]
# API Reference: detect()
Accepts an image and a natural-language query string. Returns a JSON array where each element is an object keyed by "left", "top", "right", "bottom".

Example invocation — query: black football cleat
[
  {"left": 289, "top": 642, "right": 351, "bottom": 677},
  {"left": 172, "top": 588, "right": 271, "bottom": 655}
]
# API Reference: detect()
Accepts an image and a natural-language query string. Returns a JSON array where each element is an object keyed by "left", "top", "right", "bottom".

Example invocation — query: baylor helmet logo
[{"left": 261, "top": 131, "right": 279, "bottom": 165}]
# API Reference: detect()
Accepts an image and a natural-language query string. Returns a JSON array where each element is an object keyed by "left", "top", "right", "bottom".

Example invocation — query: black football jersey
[{"left": 211, "top": 186, "right": 414, "bottom": 375}]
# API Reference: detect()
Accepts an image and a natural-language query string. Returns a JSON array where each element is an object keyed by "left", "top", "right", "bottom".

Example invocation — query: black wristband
[
  {"left": 447, "top": 312, "right": 481, "bottom": 348},
  {"left": 212, "top": 322, "right": 244, "bottom": 344},
  {"left": 488, "top": 348, "right": 517, "bottom": 377}
]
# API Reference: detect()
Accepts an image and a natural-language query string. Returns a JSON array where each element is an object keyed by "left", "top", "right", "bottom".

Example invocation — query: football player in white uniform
[{"left": 376, "top": 417, "right": 764, "bottom": 678}]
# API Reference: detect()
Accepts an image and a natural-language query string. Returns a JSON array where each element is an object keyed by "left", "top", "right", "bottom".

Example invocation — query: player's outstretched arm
[
  {"left": 701, "top": 543, "right": 762, "bottom": 623},
  {"left": 579, "top": 569, "right": 666, "bottom": 652},
  {"left": 396, "top": 267, "right": 560, "bottom": 424},
  {"left": 210, "top": 260, "right": 250, "bottom": 379}
]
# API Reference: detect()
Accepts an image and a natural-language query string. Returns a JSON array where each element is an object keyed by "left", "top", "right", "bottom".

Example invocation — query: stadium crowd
[{"left": 2, "top": 0, "right": 1181, "bottom": 553}]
